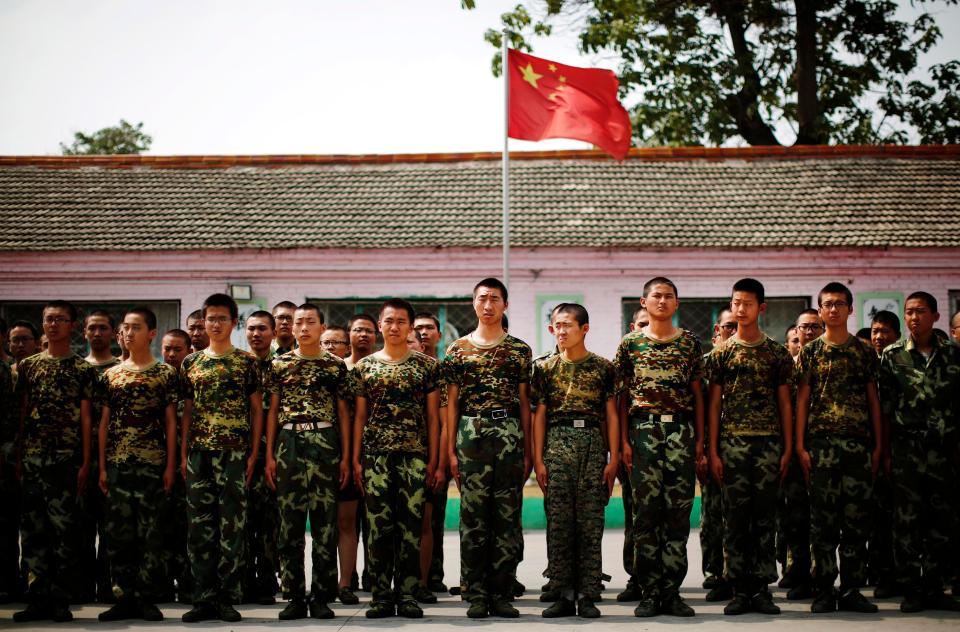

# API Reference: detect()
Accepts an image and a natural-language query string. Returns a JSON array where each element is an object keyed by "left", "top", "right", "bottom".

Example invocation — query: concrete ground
[{"left": 2, "top": 529, "right": 957, "bottom": 629}]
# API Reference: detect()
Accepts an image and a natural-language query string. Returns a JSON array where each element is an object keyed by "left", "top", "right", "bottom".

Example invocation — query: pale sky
[{"left": 1, "top": 0, "right": 957, "bottom": 156}]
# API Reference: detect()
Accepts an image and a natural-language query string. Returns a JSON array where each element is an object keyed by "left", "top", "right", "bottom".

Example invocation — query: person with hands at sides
[
  {"left": 351, "top": 298, "right": 442, "bottom": 620},
  {"left": 96, "top": 307, "right": 178, "bottom": 622},
  {"left": 264, "top": 303, "right": 350, "bottom": 620},
  {"left": 531, "top": 303, "right": 618, "bottom": 619}
]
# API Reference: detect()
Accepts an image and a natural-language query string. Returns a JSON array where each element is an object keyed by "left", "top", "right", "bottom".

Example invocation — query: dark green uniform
[
  {"left": 777, "top": 366, "right": 811, "bottom": 587},
  {"left": 160, "top": 393, "right": 190, "bottom": 601},
  {"left": 181, "top": 347, "right": 261, "bottom": 606},
  {"left": 354, "top": 351, "right": 438, "bottom": 609},
  {"left": 443, "top": 333, "right": 531, "bottom": 606},
  {"left": 427, "top": 374, "right": 449, "bottom": 589},
  {"left": 708, "top": 336, "right": 793, "bottom": 596},
  {"left": 615, "top": 329, "right": 702, "bottom": 601},
  {"left": 879, "top": 335, "right": 960, "bottom": 596},
  {"left": 0, "top": 360, "right": 22, "bottom": 599},
  {"left": 797, "top": 335, "right": 877, "bottom": 593},
  {"left": 16, "top": 351, "right": 96, "bottom": 606},
  {"left": 699, "top": 353, "right": 724, "bottom": 585},
  {"left": 102, "top": 360, "right": 178, "bottom": 604},
  {"left": 267, "top": 350, "right": 348, "bottom": 603},
  {"left": 532, "top": 352, "right": 616, "bottom": 599}
]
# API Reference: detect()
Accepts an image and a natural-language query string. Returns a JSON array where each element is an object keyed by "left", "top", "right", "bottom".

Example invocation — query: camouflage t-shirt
[
  {"left": 880, "top": 335, "right": 960, "bottom": 438},
  {"left": 15, "top": 352, "right": 96, "bottom": 461},
  {"left": 353, "top": 351, "right": 438, "bottom": 455},
  {"left": 181, "top": 347, "right": 260, "bottom": 451},
  {"left": 443, "top": 333, "right": 532, "bottom": 413},
  {"left": 88, "top": 357, "right": 120, "bottom": 458},
  {"left": 707, "top": 335, "right": 794, "bottom": 436},
  {"left": 103, "top": 360, "right": 178, "bottom": 466},
  {"left": 0, "top": 361, "right": 14, "bottom": 456},
  {"left": 615, "top": 329, "right": 703, "bottom": 415},
  {"left": 531, "top": 352, "right": 617, "bottom": 419},
  {"left": 255, "top": 351, "right": 275, "bottom": 413},
  {"left": 797, "top": 335, "right": 878, "bottom": 436},
  {"left": 267, "top": 350, "right": 349, "bottom": 426}
]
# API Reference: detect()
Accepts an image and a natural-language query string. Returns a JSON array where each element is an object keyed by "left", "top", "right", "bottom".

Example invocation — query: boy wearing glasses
[
  {"left": 271, "top": 302, "right": 297, "bottom": 355},
  {"left": 795, "top": 282, "right": 881, "bottom": 613},
  {"left": 179, "top": 293, "right": 263, "bottom": 623},
  {"left": 13, "top": 301, "right": 96, "bottom": 623}
]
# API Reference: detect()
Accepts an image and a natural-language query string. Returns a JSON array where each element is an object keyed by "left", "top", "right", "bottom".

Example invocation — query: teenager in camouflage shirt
[
  {"left": 532, "top": 303, "right": 619, "bottom": 619},
  {"left": 443, "top": 278, "right": 532, "bottom": 619},
  {"left": 795, "top": 282, "right": 881, "bottom": 614},
  {"left": 352, "top": 299, "right": 442, "bottom": 619},
  {"left": 707, "top": 279, "right": 793, "bottom": 616},
  {"left": 97, "top": 308, "right": 178, "bottom": 622},
  {"left": 13, "top": 301, "right": 95, "bottom": 623},
  {"left": 265, "top": 303, "right": 351, "bottom": 620},
  {"left": 179, "top": 293, "right": 263, "bottom": 624},
  {"left": 615, "top": 277, "right": 704, "bottom": 618}
]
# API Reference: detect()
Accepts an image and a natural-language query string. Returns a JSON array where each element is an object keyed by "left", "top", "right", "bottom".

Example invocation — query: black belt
[
  {"left": 549, "top": 416, "right": 601, "bottom": 429},
  {"left": 631, "top": 411, "right": 687, "bottom": 423},
  {"left": 461, "top": 407, "right": 519, "bottom": 420}
]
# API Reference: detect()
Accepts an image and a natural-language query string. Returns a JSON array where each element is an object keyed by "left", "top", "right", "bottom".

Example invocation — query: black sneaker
[
  {"left": 140, "top": 603, "right": 164, "bottom": 621},
  {"left": 218, "top": 603, "right": 241, "bottom": 622},
  {"left": 449, "top": 585, "right": 462, "bottom": 596},
  {"left": 181, "top": 602, "right": 218, "bottom": 622},
  {"left": 366, "top": 601, "right": 395, "bottom": 619},
  {"left": 661, "top": 594, "right": 695, "bottom": 617},
  {"left": 540, "top": 587, "right": 561, "bottom": 602},
  {"left": 703, "top": 575, "right": 719, "bottom": 589},
  {"left": 489, "top": 598, "right": 519, "bottom": 618},
  {"left": 13, "top": 602, "right": 51, "bottom": 623},
  {"left": 310, "top": 600, "right": 336, "bottom": 619},
  {"left": 724, "top": 593, "right": 752, "bottom": 615},
  {"left": 428, "top": 580, "right": 448, "bottom": 593},
  {"left": 838, "top": 589, "right": 878, "bottom": 613},
  {"left": 900, "top": 591, "right": 925, "bottom": 613},
  {"left": 751, "top": 590, "right": 781, "bottom": 615},
  {"left": 98, "top": 599, "right": 140, "bottom": 622},
  {"left": 466, "top": 599, "right": 488, "bottom": 619},
  {"left": 414, "top": 584, "right": 437, "bottom": 604},
  {"left": 811, "top": 588, "right": 837, "bottom": 613},
  {"left": 778, "top": 574, "right": 797, "bottom": 589},
  {"left": 705, "top": 579, "right": 733, "bottom": 602},
  {"left": 787, "top": 583, "right": 814, "bottom": 600},
  {"left": 50, "top": 601, "right": 73, "bottom": 623},
  {"left": 511, "top": 579, "right": 526, "bottom": 598},
  {"left": 923, "top": 592, "right": 960, "bottom": 611},
  {"left": 338, "top": 586, "right": 359, "bottom": 605},
  {"left": 397, "top": 601, "right": 424, "bottom": 619},
  {"left": 279, "top": 599, "right": 308, "bottom": 620},
  {"left": 634, "top": 596, "right": 658, "bottom": 618},
  {"left": 577, "top": 597, "right": 601, "bottom": 618},
  {"left": 617, "top": 583, "right": 643, "bottom": 602},
  {"left": 542, "top": 597, "right": 576, "bottom": 618}
]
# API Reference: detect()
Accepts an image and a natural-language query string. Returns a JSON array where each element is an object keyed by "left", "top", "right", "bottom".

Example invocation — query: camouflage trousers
[
  {"left": 78, "top": 459, "right": 110, "bottom": 601},
  {"left": 867, "top": 470, "right": 895, "bottom": 585},
  {"left": 276, "top": 428, "right": 339, "bottom": 601},
  {"left": 161, "top": 478, "right": 191, "bottom": 598},
  {"left": 362, "top": 452, "right": 426, "bottom": 605},
  {"left": 456, "top": 414, "right": 524, "bottom": 602},
  {"left": 185, "top": 449, "right": 247, "bottom": 605},
  {"left": 777, "top": 457, "right": 811, "bottom": 581},
  {"left": 619, "top": 463, "right": 636, "bottom": 583},
  {"left": 0, "top": 449, "right": 24, "bottom": 597},
  {"left": 700, "top": 473, "right": 724, "bottom": 580},
  {"left": 246, "top": 448, "right": 279, "bottom": 599},
  {"left": 543, "top": 425, "right": 606, "bottom": 598},
  {"left": 891, "top": 432, "right": 955, "bottom": 592},
  {"left": 103, "top": 461, "right": 166, "bottom": 602},
  {"left": 807, "top": 435, "right": 872, "bottom": 590},
  {"left": 427, "top": 478, "right": 448, "bottom": 585},
  {"left": 20, "top": 457, "right": 81, "bottom": 603},
  {"left": 720, "top": 435, "right": 780, "bottom": 594},
  {"left": 629, "top": 417, "right": 695, "bottom": 599}
]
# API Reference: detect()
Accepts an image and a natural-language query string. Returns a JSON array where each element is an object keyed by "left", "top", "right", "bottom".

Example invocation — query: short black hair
[
  {"left": 905, "top": 291, "right": 938, "bottom": 314},
  {"left": 187, "top": 309, "right": 203, "bottom": 322},
  {"left": 272, "top": 300, "right": 297, "bottom": 312},
  {"left": 732, "top": 278, "right": 765, "bottom": 304},
  {"left": 124, "top": 307, "right": 157, "bottom": 331},
  {"left": 818, "top": 282, "right": 853, "bottom": 307},
  {"left": 553, "top": 302, "right": 590, "bottom": 326},
  {"left": 247, "top": 310, "right": 276, "bottom": 329},
  {"left": 473, "top": 277, "right": 509, "bottom": 303},
  {"left": 632, "top": 307, "right": 648, "bottom": 322},
  {"left": 856, "top": 327, "right": 872, "bottom": 341},
  {"left": 785, "top": 325, "right": 798, "bottom": 339},
  {"left": 324, "top": 325, "right": 349, "bottom": 338},
  {"left": 43, "top": 300, "right": 78, "bottom": 322},
  {"left": 643, "top": 277, "right": 678, "bottom": 298},
  {"left": 10, "top": 320, "right": 40, "bottom": 340},
  {"left": 379, "top": 298, "right": 416, "bottom": 323},
  {"left": 349, "top": 313, "right": 377, "bottom": 329},
  {"left": 716, "top": 307, "right": 734, "bottom": 324},
  {"left": 202, "top": 293, "right": 238, "bottom": 320},
  {"left": 871, "top": 310, "right": 901, "bottom": 336},
  {"left": 796, "top": 308, "right": 821, "bottom": 323},
  {"left": 295, "top": 303, "right": 324, "bottom": 324},
  {"left": 163, "top": 328, "right": 191, "bottom": 347},
  {"left": 85, "top": 309, "right": 116, "bottom": 330},
  {"left": 414, "top": 312, "right": 440, "bottom": 329}
]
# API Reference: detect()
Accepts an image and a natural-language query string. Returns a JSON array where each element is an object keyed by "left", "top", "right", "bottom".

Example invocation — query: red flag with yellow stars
[{"left": 508, "top": 48, "right": 631, "bottom": 160}]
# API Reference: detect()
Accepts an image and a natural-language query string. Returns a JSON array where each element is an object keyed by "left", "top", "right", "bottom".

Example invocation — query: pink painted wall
[{"left": 2, "top": 246, "right": 958, "bottom": 358}]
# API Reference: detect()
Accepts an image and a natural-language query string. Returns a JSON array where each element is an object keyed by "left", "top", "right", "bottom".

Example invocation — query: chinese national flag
[{"left": 508, "top": 48, "right": 632, "bottom": 160}]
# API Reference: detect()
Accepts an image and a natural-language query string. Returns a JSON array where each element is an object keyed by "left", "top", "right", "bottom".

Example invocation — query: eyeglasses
[
  {"left": 321, "top": 340, "right": 348, "bottom": 348},
  {"left": 351, "top": 327, "right": 375, "bottom": 335},
  {"left": 719, "top": 323, "right": 738, "bottom": 331},
  {"left": 821, "top": 301, "right": 848, "bottom": 311},
  {"left": 797, "top": 324, "right": 823, "bottom": 331},
  {"left": 205, "top": 316, "right": 231, "bottom": 325},
  {"left": 275, "top": 315, "right": 293, "bottom": 322},
  {"left": 43, "top": 317, "right": 70, "bottom": 325}
]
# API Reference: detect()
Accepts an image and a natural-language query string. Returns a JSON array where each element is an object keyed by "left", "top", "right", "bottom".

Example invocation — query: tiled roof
[{"left": 1, "top": 145, "right": 958, "bottom": 251}]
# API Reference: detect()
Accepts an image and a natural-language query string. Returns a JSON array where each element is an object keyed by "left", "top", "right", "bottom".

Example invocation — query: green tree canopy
[
  {"left": 60, "top": 119, "right": 153, "bottom": 155},
  {"left": 464, "top": 0, "right": 959, "bottom": 146}
]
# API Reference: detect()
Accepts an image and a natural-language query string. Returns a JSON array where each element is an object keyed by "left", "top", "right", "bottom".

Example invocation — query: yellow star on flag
[
  {"left": 519, "top": 63, "right": 543, "bottom": 88},
  {"left": 548, "top": 63, "right": 557, "bottom": 72},
  {"left": 559, "top": 75, "right": 567, "bottom": 83}
]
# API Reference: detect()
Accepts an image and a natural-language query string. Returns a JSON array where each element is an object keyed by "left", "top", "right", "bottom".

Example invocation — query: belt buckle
[
  {"left": 661, "top": 414, "right": 673, "bottom": 423},
  {"left": 491, "top": 409, "right": 507, "bottom": 420},
  {"left": 573, "top": 419, "right": 585, "bottom": 428}
]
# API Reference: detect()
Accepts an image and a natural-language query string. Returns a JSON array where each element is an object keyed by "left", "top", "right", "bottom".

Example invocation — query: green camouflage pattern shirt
[
  {"left": 879, "top": 335, "right": 960, "bottom": 439},
  {"left": 615, "top": 329, "right": 703, "bottom": 415},
  {"left": 0, "top": 360, "right": 14, "bottom": 457},
  {"left": 15, "top": 352, "right": 96, "bottom": 461},
  {"left": 181, "top": 347, "right": 261, "bottom": 451},
  {"left": 255, "top": 351, "right": 275, "bottom": 413},
  {"left": 103, "top": 360, "right": 178, "bottom": 466},
  {"left": 706, "top": 335, "right": 794, "bottom": 436},
  {"left": 443, "top": 333, "right": 532, "bottom": 412},
  {"left": 353, "top": 351, "right": 438, "bottom": 455},
  {"left": 267, "top": 350, "right": 349, "bottom": 426},
  {"left": 531, "top": 352, "right": 618, "bottom": 418},
  {"left": 89, "top": 357, "right": 120, "bottom": 459},
  {"left": 797, "top": 335, "right": 878, "bottom": 437}
]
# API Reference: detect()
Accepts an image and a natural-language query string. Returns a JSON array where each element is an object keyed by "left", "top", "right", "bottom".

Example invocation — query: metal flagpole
[{"left": 501, "top": 29, "right": 510, "bottom": 291}]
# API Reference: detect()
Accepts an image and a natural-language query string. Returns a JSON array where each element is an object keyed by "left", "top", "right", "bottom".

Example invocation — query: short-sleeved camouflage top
[
  {"left": 797, "top": 335, "right": 878, "bottom": 436},
  {"left": 531, "top": 352, "right": 617, "bottom": 418},
  {"left": 267, "top": 350, "right": 348, "bottom": 426},
  {"left": 15, "top": 352, "right": 96, "bottom": 461},
  {"left": 103, "top": 360, "right": 178, "bottom": 466},
  {"left": 615, "top": 329, "right": 703, "bottom": 416},
  {"left": 181, "top": 347, "right": 260, "bottom": 451},
  {"left": 443, "top": 333, "right": 531, "bottom": 412},
  {"left": 880, "top": 335, "right": 960, "bottom": 439},
  {"left": 706, "top": 335, "right": 794, "bottom": 436},
  {"left": 89, "top": 357, "right": 120, "bottom": 458},
  {"left": 255, "top": 351, "right": 275, "bottom": 413},
  {"left": 353, "top": 351, "right": 438, "bottom": 455}
]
